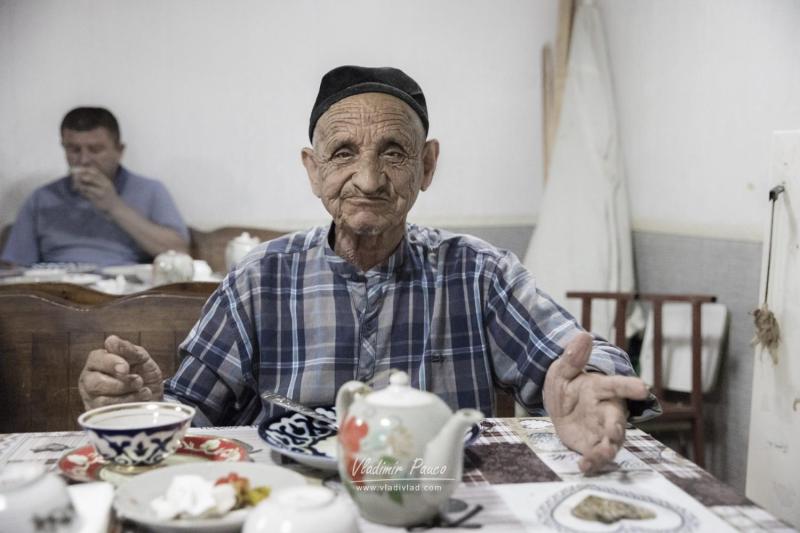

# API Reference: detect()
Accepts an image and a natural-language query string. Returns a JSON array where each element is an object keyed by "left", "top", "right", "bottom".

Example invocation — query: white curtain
[{"left": 524, "top": 0, "right": 635, "bottom": 340}]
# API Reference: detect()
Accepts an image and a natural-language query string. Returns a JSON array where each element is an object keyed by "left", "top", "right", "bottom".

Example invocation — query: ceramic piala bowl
[{"left": 77, "top": 402, "right": 195, "bottom": 467}]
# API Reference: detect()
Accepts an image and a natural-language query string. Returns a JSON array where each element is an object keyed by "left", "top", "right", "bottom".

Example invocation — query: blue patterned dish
[
  {"left": 78, "top": 402, "right": 195, "bottom": 467},
  {"left": 258, "top": 406, "right": 481, "bottom": 472},
  {"left": 259, "top": 406, "right": 339, "bottom": 471}
]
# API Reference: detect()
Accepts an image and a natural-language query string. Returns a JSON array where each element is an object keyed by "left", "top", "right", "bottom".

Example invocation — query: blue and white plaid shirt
[{"left": 165, "top": 224, "right": 643, "bottom": 426}]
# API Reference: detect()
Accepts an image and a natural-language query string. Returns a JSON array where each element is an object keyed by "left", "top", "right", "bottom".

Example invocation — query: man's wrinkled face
[
  {"left": 61, "top": 127, "right": 124, "bottom": 180},
  {"left": 304, "top": 93, "right": 431, "bottom": 237}
]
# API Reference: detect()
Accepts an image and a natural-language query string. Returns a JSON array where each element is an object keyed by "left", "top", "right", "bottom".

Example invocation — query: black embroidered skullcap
[{"left": 309, "top": 65, "right": 429, "bottom": 142}]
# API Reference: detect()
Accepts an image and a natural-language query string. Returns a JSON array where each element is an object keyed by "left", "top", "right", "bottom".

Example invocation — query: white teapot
[
  {"left": 225, "top": 232, "right": 260, "bottom": 271},
  {"left": 152, "top": 250, "right": 194, "bottom": 285},
  {"left": 335, "top": 371, "right": 483, "bottom": 527},
  {"left": 0, "top": 463, "right": 80, "bottom": 533}
]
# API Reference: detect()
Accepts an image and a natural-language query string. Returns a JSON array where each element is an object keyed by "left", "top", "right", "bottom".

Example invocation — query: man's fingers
[
  {"left": 596, "top": 376, "right": 650, "bottom": 401},
  {"left": 81, "top": 371, "right": 143, "bottom": 396},
  {"left": 553, "top": 332, "right": 593, "bottom": 381},
  {"left": 85, "top": 348, "right": 132, "bottom": 376},
  {"left": 104, "top": 335, "right": 151, "bottom": 366},
  {"left": 602, "top": 412, "right": 626, "bottom": 446},
  {"left": 579, "top": 436, "right": 620, "bottom": 474},
  {"left": 89, "top": 389, "right": 153, "bottom": 408},
  {"left": 136, "top": 357, "right": 163, "bottom": 385}
]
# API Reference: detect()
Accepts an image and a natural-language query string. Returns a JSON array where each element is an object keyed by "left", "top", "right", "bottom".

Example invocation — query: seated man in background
[
  {"left": 0, "top": 107, "right": 189, "bottom": 267},
  {"left": 79, "top": 66, "right": 659, "bottom": 473}
]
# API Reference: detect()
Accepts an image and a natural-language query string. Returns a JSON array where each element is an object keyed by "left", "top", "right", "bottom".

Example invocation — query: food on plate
[
  {"left": 215, "top": 472, "right": 271, "bottom": 508},
  {"left": 150, "top": 472, "right": 271, "bottom": 520},
  {"left": 571, "top": 494, "right": 656, "bottom": 524}
]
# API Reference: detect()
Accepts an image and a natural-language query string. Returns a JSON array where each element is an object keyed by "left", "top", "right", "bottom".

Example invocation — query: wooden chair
[
  {"left": 0, "top": 282, "right": 117, "bottom": 305},
  {"left": 143, "top": 281, "right": 219, "bottom": 297},
  {"left": 189, "top": 226, "right": 286, "bottom": 273},
  {"left": 0, "top": 290, "right": 208, "bottom": 432},
  {"left": 566, "top": 291, "right": 717, "bottom": 468}
]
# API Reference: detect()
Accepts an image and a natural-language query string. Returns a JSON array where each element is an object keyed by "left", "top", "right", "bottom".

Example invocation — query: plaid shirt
[{"left": 165, "top": 224, "right": 642, "bottom": 426}]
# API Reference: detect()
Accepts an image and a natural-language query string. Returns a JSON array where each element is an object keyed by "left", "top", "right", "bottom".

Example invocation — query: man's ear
[
  {"left": 420, "top": 139, "right": 439, "bottom": 191},
  {"left": 301, "top": 147, "right": 322, "bottom": 198}
]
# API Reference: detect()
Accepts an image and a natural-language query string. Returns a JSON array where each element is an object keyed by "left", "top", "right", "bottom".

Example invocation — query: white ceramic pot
[
  {"left": 243, "top": 486, "right": 359, "bottom": 533},
  {"left": 336, "top": 371, "right": 483, "bottom": 527},
  {"left": 225, "top": 232, "right": 260, "bottom": 271},
  {"left": 0, "top": 463, "right": 80, "bottom": 533},
  {"left": 152, "top": 250, "right": 194, "bottom": 285}
]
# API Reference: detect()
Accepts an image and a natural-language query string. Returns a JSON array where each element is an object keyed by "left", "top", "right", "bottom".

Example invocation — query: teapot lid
[{"left": 366, "top": 371, "right": 445, "bottom": 408}]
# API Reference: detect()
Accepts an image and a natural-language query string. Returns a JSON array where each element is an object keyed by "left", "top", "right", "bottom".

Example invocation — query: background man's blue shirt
[{"left": 1, "top": 167, "right": 189, "bottom": 266}]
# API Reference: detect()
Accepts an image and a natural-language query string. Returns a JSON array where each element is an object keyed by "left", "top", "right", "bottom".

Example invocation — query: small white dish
[
  {"left": 100, "top": 264, "right": 153, "bottom": 283},
  {"left": 68, "top": 482, "right": 114, "bottom": 533},
  {"left": 243, "top": 486, "right": 360, "bottom": 533},
  {"left": 61, "top": 273, "right": 103, "bottom": 286},
  {"left": 114, "top": 462, "right": 307, "bottom": 533}
]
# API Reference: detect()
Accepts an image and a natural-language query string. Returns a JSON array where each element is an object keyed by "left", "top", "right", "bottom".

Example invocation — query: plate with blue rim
[{"left": 258, "top": 406, "right": 482, "bottom": 472}]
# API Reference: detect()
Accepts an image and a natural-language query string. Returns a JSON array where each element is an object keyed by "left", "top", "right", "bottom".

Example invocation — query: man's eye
[
  {"left": 332, "top": 150, "right": 353, "bottom": 160},
  {"left": 383, "top": 150, "right": 406, "bottom": 162}
]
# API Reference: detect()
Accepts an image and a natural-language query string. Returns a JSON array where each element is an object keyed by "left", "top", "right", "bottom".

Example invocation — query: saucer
[
  {"left": 58, "top": 435, "right": 249, "bottom": 485},
  {"left": 258, "top": 406, "right": 481, "bottom": 472}
]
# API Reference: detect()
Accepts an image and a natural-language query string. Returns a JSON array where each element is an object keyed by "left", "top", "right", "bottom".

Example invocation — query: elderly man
[
  {"left": 1, "top": 107, "right": 189, "bottom": 266},
  {"left": 79, "top": 66, "right": 657, "bottom": 473}
]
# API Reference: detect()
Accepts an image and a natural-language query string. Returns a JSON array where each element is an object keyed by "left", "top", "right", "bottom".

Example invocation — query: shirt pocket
[{"left": 424, "top": 346, "right": 490, "bottom": 412}]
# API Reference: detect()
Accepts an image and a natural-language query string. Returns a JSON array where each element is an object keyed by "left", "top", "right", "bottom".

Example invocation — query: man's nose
[
  {"left": 351, "top": 155, "right": 386, "bottom": 194},
  {"left": 77, "top": 149, "right": 93, "bottom": 165}
]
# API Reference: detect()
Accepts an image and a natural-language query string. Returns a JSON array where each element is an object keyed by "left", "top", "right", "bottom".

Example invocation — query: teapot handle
[{"left": 335, "top": 381, "right": 371, "bottom": 427}]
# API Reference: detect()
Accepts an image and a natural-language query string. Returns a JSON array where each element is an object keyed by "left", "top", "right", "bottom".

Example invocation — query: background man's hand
[
  {"left": 71, "top": 166, "right": 122, "bottom": 213},
  {"left": 543, "top": 332, "right": 649, "bottom": 474},
  {"left": 78, "top": 335, "right": 164, "bottom": 410}
]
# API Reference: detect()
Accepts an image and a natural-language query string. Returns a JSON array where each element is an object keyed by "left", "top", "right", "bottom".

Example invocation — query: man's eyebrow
[{"left": 322, "top": 137, "right": 357, "bottom": 154}]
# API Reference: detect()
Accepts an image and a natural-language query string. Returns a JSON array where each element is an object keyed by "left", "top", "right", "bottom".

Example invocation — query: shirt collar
[{"left": 322, "top": 222, "right": 412, "bottom": 280}]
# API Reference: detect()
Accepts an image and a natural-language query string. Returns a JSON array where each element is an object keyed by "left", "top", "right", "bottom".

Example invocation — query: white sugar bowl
[
  {"left": 225, "top": 232, "right": 260, "bottom": 271},
  {"left": 243, "top": 486, "right": 359, "bottom": 533},
  {"left": 152, "top": 250, "right": 195, "bottom": 285},
  {"left": 0, "top": 463, "right": 80, "bottom": 533}
]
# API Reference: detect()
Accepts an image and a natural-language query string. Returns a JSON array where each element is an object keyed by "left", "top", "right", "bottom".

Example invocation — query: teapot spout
[{"left": 422, "top": 408, "right": 483, "bottom": 491}]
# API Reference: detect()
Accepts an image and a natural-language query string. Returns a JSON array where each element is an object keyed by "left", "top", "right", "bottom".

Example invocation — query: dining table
[{"left": 1, "top": 418, "right": 795, "bottom": 532}]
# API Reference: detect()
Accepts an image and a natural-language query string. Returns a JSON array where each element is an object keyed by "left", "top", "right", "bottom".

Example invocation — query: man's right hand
[{"left": 78, "top": 335, "right": 164, "bottom": 410}]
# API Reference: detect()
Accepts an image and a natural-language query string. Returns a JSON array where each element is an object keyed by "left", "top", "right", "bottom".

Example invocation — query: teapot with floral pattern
[{"left": 335, "top": 371, "right": 483, "bottom": 526}]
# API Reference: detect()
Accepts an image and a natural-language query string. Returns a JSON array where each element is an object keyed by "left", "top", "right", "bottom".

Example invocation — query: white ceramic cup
[
  {"left": 243, "top": 486, "right": 360, "bottom": 533},
  {"left": 0, "top": 463, "right": 80, "bottom": 533}
]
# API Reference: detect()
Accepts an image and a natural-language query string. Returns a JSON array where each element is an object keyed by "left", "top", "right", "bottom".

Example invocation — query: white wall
[
  {"left": 598, "top": 0, "right": 800, "bottom": 242},
  {"left": 0, "top": 0, "right": 555, "bottom": 231},
  {"left": 3, "top": 1, "right": 798, "bottom": 236}
]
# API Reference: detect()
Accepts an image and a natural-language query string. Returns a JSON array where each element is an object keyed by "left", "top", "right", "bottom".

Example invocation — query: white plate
[
  {"left": 114, "top": 462, "right": 306, "bottom": 533},
  {"left": 100, "top": 264, "right": 153, "bottom": 283},
  {"left": 0, "top": 273, "right": 102, "bottom": 285}
]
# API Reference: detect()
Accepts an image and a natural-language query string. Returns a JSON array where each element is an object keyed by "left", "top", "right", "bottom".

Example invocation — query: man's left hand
[
  {"left": 543, "top": 332, "right": 650, "bottom": 474},
  {"left": 72, "top": 167, "right": 121, "bottom": 213}
]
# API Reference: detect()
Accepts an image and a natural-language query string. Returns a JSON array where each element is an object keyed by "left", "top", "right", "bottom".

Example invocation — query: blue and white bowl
[{"left": 78, "top": 402, "right": 195, "bottom": 466}]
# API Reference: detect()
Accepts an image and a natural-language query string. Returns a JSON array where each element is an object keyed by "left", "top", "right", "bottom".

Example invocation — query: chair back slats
[{"left": 0, "top": 291, "right": 207, "bottom": 432}]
